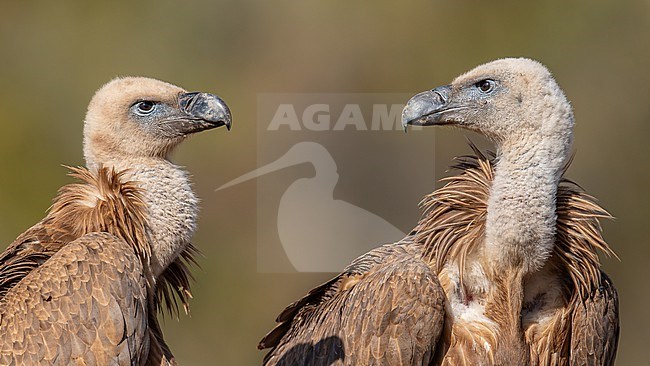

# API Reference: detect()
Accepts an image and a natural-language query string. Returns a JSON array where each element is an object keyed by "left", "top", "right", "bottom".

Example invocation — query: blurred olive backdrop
[{"left": 1, "top": 1, "right": 648, "bottom": 364}]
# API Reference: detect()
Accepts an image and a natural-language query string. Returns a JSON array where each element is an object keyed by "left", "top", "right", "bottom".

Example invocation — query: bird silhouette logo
[{"left": 217, "top": 141, "right": 405, "bottom": 272}]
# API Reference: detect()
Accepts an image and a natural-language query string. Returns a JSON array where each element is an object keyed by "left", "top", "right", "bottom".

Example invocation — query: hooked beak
[
  {"left": 178, "top": 92, "right": 232, "bottom": 132},
  {"left": 401, "top": 85, "right": 453, "bottom": 132}
]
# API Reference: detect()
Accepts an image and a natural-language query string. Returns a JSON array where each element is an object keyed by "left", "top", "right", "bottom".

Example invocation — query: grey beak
[
  {"left": 179, "top": 92, "right": 232, "bottom": 131},
  {"left": 401, "top": 85, "right": 451, "bottom": 132}
]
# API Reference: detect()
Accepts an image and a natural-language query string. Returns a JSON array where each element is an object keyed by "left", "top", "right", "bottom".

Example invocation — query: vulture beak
[
  {"left": 178, "top": 92, "right": 232, "bottom": 132},
  {"left": 401, "top": 85, "right": 453, "bottom": 132}
]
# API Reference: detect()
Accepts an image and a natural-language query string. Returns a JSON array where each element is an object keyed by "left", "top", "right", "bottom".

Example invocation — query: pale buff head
[
  {"left": 403, "top": 58, "right": 579, "bottom": 272},
  {"left": 402, "top": 58, "right": 574, "bottom": 149},
  {"left": 83, "top": 77, "right": 232, "bottom": 170}
]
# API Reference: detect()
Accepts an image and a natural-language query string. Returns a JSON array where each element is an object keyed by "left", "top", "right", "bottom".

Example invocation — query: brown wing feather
[
  {"left": 0, "top": 232, "right": 149, "bottom": 365},
  {"left": 569, "top": 271, "right": 619, "bottom": 366},
  {"left": 0, "top": 166, "right": 193, "bottom": 364},
  {"left": 0, "top": 166, "right": 197, "bottom": 315},
  {"left": 0, "top": 226, "right": 63, "bottom": 299},
  {"left": 260, "top": 241, "right": 446, "bottom": 366},
  {"left": 0, "top": 166, "right": 150, "bottom": 300}
]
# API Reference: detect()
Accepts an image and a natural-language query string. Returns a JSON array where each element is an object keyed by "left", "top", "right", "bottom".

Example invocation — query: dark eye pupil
[
  {"left": 138, "top": 101, "right": 154, "bottom": 112},
  {"left": 476, "top": 80, "right": 494, "bottom": 93}
]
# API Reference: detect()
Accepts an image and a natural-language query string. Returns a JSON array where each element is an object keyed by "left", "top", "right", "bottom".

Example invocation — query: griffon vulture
[
  {"left": 259, "top": 58, "right": 618, "bottom": 365},
  {"left": 0, "top": 77, "right": 231, "bottom": 365}
]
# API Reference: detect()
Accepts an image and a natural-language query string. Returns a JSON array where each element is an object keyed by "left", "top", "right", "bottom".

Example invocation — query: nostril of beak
[
  {"left": 179, "top": 92, "right": 200, "bottom": 113},
  {"left": 433, "top": 90, "right": 447, "bottom": 104}
]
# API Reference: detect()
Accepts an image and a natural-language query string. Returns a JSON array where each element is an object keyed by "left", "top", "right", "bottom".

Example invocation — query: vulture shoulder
[
  {"left": 0, "top": 167, "right": 178, "bottom": 365},
  {"left": 259, "top": 241, "right": 446, "bottom": 366},
  {"left": 0, "top": 232, "right": 149, "bottom": 365},
  {"left": 0, "top": 166, "right": 150, "bottom": 300}
]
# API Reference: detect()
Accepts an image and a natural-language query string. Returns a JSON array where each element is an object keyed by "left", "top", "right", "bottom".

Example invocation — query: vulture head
[
  {"left": 83, "top": 77, "right": 231, "bottom": 169},
  {"left": 402, "top": 58, "right": 574, "bottom": 149}
]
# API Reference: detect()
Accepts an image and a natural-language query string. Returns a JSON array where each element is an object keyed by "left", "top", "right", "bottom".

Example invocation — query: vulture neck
[
  {"left": 485, "top": 133, "right": 569, "bottom": 274},
  {"left": 89, "top": 155, "right": 198, "bottom": 279}
]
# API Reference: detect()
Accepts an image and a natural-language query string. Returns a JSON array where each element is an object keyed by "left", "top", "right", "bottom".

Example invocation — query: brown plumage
[
  {"left": 259, "top": 59, "right": 618, "bottom": 365},
  {"left": 260, "top": 241, "right": 445, "bottom": 365},
  {"left": 0, "top": 77, "right": 231, "bottom": 365},
  {"left": 417, "top": 147, "right": 618, "bottom": 365}
]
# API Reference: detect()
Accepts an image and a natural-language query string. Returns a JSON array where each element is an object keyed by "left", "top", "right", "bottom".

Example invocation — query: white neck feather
[
  {"left": 90, "top": 157, "right": 198, "bottom": 278},
  {"left": 484, "top": 132, "right": 570, "bottom": 273}
]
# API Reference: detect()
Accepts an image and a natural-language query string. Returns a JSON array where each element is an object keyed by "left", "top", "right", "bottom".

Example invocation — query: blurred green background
[{"left": 0, "top": 0, "right": 648, "bottom": 364}]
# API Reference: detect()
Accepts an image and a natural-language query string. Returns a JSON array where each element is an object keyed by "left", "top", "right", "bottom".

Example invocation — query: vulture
[
  {"left": 0, "top": 77, "right": 231, "bottom": 365},
  {"left": 259, "top": 58, "right": 619, "bottom": 365}
]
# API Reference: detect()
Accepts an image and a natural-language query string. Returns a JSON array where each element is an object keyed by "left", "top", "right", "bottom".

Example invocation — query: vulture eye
[
  {"left": 133, "top": 101, "right": 157, "bottom": 116},
  {"left": 476, "top": 79, "right": 495, "bottom": 94}
]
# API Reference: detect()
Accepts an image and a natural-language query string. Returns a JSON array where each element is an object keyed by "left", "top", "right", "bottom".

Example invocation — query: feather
[
  {"left": 414, "top": 145, "right": 615, "bottom": 300},
  {"left": 0, "top": 166, "right": 198, "bottom": 318}
]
